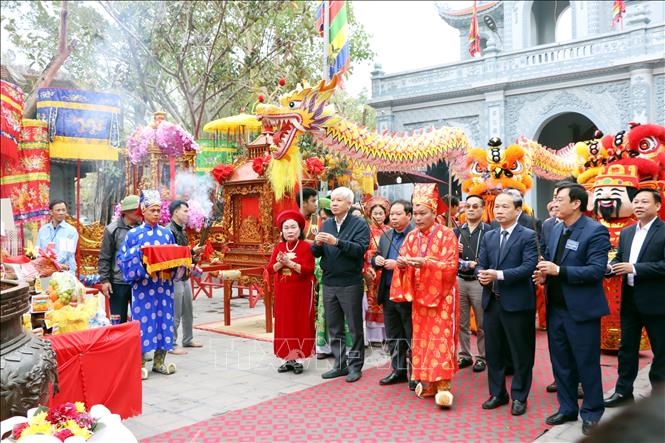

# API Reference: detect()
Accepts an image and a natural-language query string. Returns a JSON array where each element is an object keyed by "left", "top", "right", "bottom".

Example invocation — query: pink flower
[{"left": 185, "top": 200, "right": 205, "bottom": 231}]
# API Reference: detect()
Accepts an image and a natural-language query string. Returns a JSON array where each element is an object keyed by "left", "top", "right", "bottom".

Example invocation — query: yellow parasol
[{"left": 203, "top": 113, "right": 262, "bottom": 133}]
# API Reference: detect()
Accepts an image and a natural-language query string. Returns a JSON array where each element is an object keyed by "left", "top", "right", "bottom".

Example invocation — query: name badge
[{"left": 565, "top": 239, "right": 579, "bottom": 251}]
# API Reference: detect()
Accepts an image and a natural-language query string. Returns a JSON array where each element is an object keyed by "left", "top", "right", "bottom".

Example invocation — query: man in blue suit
[
  {"left": 605, "top": 188, "right": 665, "bottom": 407},
  {"left": 535, "top": 183, "right": 611, "bottom": 436},
  {"left": 477, "top": 191, "right": 538, "bottom": 416}
]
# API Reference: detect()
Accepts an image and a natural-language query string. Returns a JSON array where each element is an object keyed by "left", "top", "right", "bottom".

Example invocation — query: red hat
[{"left": 276, "top": 209, "right": 306, "bottom": 231}]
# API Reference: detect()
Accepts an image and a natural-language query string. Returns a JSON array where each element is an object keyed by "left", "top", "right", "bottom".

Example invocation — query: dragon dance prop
[
  {"left": 255, "top": 74, "right": 472, "bottom": 199},
  {"left": 461, "top": 136, "right": 577, "bottom": 222},
  {"left": 576, "top": 121, "right": 665, "bottom": 350},
  {"left": 35, "top": 88, "right": 121, "bottom": 161}
]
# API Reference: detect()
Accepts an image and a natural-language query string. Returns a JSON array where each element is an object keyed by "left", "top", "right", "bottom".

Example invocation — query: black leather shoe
[
  {"left": 408, "top": 380, "right": 418, "bottom": 391},
  {"left": 582, "top": 420, "right": 598, "bottom": 436},
  {"left": 482, "top": 394, "right": 509, "bottom": 409},
  {"left": 316, "top": 352, "right": 333, "bottom": 360},
  {"left": 458, "top": 357, "right": 473, "bottom": 368},
  {"left": 511, "top": 400, "right": 527, "bottom": 416},
  {"left": 379, "top": 372, "right": 407, "bottom": 385},
  {"left": 472, "top": 360, "right": 486, "bottom": 372},
  {"left": 545, "top": 412, "right": 578, "bottom": 425},
  {"left": 546, "top": 381, "right": 557, "bottom": 392},
  {"left": 292, "top": 362, "right": 304, "bottom": 374},
  {"left": 604, "top": 392, "right": 634, "bottom": 408},
  {"left": 346, "top": 371, "right": 362, "bottom": 383},
  {"left": 321, "top": 367, "right": 348, "bottom": 379},
  {"left": 277, "top": 361, "right": 295, "bottom": 373}
]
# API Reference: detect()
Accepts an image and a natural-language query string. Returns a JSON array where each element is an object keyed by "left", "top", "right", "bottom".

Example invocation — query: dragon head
[
  {"left": 573, "top": 132, "right": 608, "bottom": 185},
  {"left": 625, "top": 122, "right": 665, "bottom": 180},
  {"left": 256, "top": 75, "right": 341, "bottom": 160},
  {"left": 463, "top": 137, "right": 533, "bottom": 196}
]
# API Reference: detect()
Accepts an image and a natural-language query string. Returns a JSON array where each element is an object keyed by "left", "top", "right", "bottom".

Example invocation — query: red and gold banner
[
  {"left": 141, "top": 244, "right": 192, "bottom": 274},
  {"left": 0, "top": 119, "right": 50, "bottom": 222},
  {"left": 0, "top": 80, "right": 24, "bottom": 162}
]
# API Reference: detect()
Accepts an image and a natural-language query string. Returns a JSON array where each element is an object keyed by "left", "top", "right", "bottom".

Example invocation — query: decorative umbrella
[
  {"left": 202, "top": 113, "right": 262, "bottom": 150},
  {"left": 202, "top": 113, "right": 262, "bottom": 133}
]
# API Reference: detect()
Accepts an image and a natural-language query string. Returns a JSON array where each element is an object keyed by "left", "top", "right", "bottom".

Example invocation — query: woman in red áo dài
[{"left": 268, "top": 210, "right": 316, "bottom": 374}]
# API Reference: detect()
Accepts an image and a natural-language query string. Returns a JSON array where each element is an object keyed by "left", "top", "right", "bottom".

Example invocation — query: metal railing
[{"left": 371, "top": 24, "right": 665, "bottom": 100}]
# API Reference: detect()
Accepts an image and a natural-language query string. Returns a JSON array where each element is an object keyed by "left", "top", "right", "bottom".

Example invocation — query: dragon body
[
  {"left": 256, "top": 74, "right": 578, "bottom": 199},
  {"left": 256, "top": 75, "right": 471, "bottom": 198}
]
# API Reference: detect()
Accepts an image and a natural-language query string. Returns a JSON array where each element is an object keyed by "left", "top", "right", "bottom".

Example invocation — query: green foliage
[{"left": 1, "top": 0, "right": 375, "bottom": 139}]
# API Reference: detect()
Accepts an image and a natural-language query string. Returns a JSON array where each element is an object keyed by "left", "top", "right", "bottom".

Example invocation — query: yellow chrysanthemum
[
  {"left": 74, "top": 401, "right": 86, "bottom": 413},
  {"left": 64, "top": 420, "right": 92, "bottom": 439},
  {"left": 30, "top": 411, "right": 49, "bottom": 424},
  {"left": 21, "top": 422, "right": 52, "bottom": 436}
]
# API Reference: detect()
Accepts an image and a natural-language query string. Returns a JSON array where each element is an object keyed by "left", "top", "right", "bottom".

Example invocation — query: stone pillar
[
  {"left": 484, "top": 90, "right": 505, "bottom": 142},
  {"left": 370, "top": 63, "right": 384, "bottom": 99},
  {"left": 630, "top": 67, "right": 654, "bottom": 124}
]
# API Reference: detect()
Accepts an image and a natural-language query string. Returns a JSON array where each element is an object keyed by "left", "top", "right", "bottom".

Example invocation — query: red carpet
[{"left": 141, "top": 331, "right": 651, "bottom": 443}]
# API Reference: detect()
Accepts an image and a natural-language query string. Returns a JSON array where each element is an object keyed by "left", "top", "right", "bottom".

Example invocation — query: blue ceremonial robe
[{"left": 119, "top": 222, "right": 178, "bottom": 354}]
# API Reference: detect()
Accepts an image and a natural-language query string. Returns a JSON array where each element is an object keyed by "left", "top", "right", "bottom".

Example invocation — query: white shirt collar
[
  {"left": 637, "top": 217, "right": 657, "bottom": 232},
  {"left": 500, "top": 221, "right": 519, "bottom": 236}
]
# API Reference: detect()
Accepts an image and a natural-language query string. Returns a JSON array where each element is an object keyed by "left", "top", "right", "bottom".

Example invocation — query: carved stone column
[{"left": 630, "top": 66, "right": 654, "bottom": 124}]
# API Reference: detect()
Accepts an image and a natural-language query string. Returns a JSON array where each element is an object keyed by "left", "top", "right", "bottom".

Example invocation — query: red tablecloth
[{"left": 44, "top": 321, "right": 142, "bottom": 419}]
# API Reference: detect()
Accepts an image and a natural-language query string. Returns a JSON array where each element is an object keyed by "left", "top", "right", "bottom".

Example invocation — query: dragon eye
[
  {"left": 510, "top": 161, "right": 523, "bottom": 173},
  {"left": 471, "top": 162, "right": 487, "bottom": 174},
  {"left": 638, "top": 136, "right": 658, "bottom": 155},
  {"left": 288, "top": 101, "right": 301, "bottom": 109}
]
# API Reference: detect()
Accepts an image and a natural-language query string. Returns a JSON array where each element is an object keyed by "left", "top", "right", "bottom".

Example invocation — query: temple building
[{"left": 368, "top": 0, "right": 665, "bottom": 215}]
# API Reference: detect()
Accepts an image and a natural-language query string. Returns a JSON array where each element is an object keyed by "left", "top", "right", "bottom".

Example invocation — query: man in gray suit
[{"left": 372, "top": 200, "right": 415, "bottom": 389}]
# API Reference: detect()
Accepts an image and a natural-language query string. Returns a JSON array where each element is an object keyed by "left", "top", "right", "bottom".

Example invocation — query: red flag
[
  {"left": 612, "top": 0, "right": 626, "bottom": 28},
  {"left": 468, "top": 0, "right": 480, "bottom": 57}
]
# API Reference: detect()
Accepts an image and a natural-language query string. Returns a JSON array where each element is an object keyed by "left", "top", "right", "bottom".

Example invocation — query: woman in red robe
[
  {"left": 391, "top": 184, "right": 459, "bottom": 407},
  {"left": 268, "top": 210, "right": 316, "bottom": 374}
]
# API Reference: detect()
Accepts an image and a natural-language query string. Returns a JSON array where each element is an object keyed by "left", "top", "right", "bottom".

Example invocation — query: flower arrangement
[
  {"left": 127, "top": 122, "right": 199, "bottom": 165},
  {"left": 211, "top": 164, "right": 235, "bottom": 185},
  {"left": 252, "top": 154, "right": 271, "bottom": 176},
  {"left": 11, "top": 402, "right": 98, "bottom": 442},
  {"left": 305, "top": 156, "right": 325, "bottom": 177}
]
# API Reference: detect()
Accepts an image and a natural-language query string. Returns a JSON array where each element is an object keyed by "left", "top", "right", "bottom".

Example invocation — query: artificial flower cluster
[
  {"left": 211, "top": 164, "right": 235, "bottom": 184},
  {"left": 305, "top": 156, "right": 324, "bottom": 177},
  {"left": 11, "top": 402, "right": 98, "bottom": 442},
  {"left": 252, "top": 154, "right": 272, "bottom": 176},
  {"left": 127, "top": 122, "right": 199, "bottom": 165}
]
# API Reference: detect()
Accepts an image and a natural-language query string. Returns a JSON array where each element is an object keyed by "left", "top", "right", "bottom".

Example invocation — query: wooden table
[{"left": 221, "top": 266, "right": 273, "bottom": 333}]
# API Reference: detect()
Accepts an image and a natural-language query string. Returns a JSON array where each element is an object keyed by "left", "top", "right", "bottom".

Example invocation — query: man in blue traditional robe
[{"left": 119, "top": 190, "right": 183, "bottom": 380}]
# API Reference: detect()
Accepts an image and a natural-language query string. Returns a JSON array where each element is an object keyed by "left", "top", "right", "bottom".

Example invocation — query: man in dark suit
[
  {"left": 372, "top": 200, "right": 415, "bottom": 389},
  {"left": 539, "top": 180, "right": 584, "bottom": 396},
  {"left": 312, "top": 186, "right": 370, "bottom": 383},
  {"left": 536, "top": 183, "right": 611, "bottom": 436},
  {"left": 477, "top": 191, "right": 538, "bottom": 416},
  {"left": 605, "top": 188, "right": 665, "bottom": 407}
]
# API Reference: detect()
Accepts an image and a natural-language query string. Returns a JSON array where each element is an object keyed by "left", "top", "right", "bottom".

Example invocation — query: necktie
[
  {"left": 498, "top": 230, "right": 508, "bottom": 260},
  {"left": 554, "top": 228, "right": 571, "bottom": 264},
  {"left": 493, "top": 231, "right": 508, "bottom": 297}
]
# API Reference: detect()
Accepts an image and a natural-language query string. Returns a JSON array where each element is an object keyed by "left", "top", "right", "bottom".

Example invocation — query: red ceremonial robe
[
  {"left": 268, "top": 240, "right": 316, "bottom": 360},
  {"left": 390, "top": 224, "right": 460, "bottom": 382}
]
